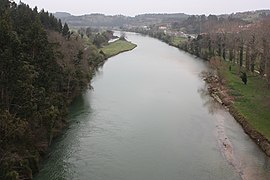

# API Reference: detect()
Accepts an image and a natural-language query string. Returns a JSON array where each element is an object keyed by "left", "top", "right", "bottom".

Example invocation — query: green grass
[
  {"left": 224, "top": 64, "right": 270, "bottom": 139},
  {"left": 171, "top": 36, "right": 187, "bottom": 46},
  {"left": 101, "top": 40, "right": 137, "bottom": 58}
]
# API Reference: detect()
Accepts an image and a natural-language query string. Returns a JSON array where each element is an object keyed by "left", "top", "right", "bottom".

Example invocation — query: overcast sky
[{"left": 15, "top": 0, "right": 270, "bottom": 16}]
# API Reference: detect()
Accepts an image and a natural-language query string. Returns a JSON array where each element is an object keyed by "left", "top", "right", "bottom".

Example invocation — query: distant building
[
  {"left": 142, "top": 25, "right": 150, "bottom": 30},
  {"left": 159, "top": 25, "right": 167, "bottom": 30}
]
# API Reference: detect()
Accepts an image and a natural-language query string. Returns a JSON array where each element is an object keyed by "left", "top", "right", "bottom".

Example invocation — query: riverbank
[
  {"left": 32, "top": 38, "right": 137, "bottom": 178},
  {"left": 137, "top": 30, "right": 270, "bottom": 157},
  {"left": 37, "top": 32, "right": 269, "bottom": 180},
  {"left": 204, "top": 62, "right": 270, "bottom": 156},
  {"left": 100, "top": 39, "right": 137, "bottom": 59},
  {"left": 0, "top": 31, "right": 105, "bottom": 179}
]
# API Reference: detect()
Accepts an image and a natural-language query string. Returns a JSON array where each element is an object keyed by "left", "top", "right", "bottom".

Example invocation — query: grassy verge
[
  {"left": 224, "top": 64, "right": 270, "bottom": 140},
  {"left": 101, "top": 39, "right": 137, "bottom": 58}
]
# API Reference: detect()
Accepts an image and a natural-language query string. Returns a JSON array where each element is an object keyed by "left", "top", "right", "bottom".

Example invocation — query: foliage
[
  {"left": 209, "top": 57, "right": 227, "bottom": 84},
  {"left": 0, "top": 1, "right": 106, "bottom": 179},
  {"left": 240, "top": 72, "right": 247, "bottom": 85},
  {"left": 93, "top": 33, "right": 108, "bottom": 48},
  {"left": 171, "top": 36, "right": 187, "bottom": 47},
  {"left": 62, "top": 22, "right": 70, "bottom": 37}
]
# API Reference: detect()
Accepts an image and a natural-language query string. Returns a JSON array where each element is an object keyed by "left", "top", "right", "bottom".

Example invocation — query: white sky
[{"left": 15, "top": 0, "right": 270, "bottom": 16}]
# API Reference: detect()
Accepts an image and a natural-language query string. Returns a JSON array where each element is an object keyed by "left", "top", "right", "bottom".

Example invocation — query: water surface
[{"left": 36, "top": 32, "right": 270, "bottom": 180}]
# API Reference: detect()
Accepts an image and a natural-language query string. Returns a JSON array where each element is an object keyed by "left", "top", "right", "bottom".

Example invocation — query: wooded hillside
[{"left": 0, "top": 1, "right": 105, "bottom": 179}]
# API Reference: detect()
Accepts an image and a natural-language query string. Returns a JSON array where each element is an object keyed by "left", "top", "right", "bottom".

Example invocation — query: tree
[
  {"left": 249, "top": 34, "right": 257, "bottom": 73},
  {"left": 240, "top": 72, "right": 247, "bottom": 85},
  {"left": 119, "top": 31, "right": 126, "bottom": 40},
  {"left": 261, "top": 18, "right": 270, "bottom": 87},
  {"left": 222, "top": 34, "right": 226, "bottom": 60},
  {"left": 0, "top": 0, "right": 25, "bottom": 111},
  {"left": 0, "top": 1, "right": 105, "bottom": 178},
  {"left": 239, "top": 41, "right": 244, "bottom": 67},
  {"left": 86, "top": 27, "right": 92, "bottom": 38},
  {"left": 260, "top": 38, "right": 268, "bottom": 76},
  {"left": 217, "top": 34, "right": 222, "bottom": 57},
  {"left": 93, "top": 33, "right": 107, "bottom": 48},
  {"left": 58, "top": 19, "right": 62, "bottom": 32},
  {"left": 245, "top": 44, "right": 250, "bottom": 71},
  {"left": 62, "top": 22, "right": 69, "bottom": 37}
]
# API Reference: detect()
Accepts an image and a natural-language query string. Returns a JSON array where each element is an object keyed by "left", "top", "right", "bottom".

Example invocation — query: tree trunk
[
  {"left": 245, "top": 45, "right": 250, "bottom": 71},
  {"left": 261, "top": 39, "right": 269, "bottom": 76},
  {"left": 239, "top": 45, "right": 244, "bottom": 67},
  {"left": 250, "top": 52, "right": 257, "bottom": 73},
  {"left": 66, "top": 75, "right": 71, "bottom": 97},
  {"left": 222, "top": 48, "right": 226, "bottom": 60},
  {"left": 229, "top": 49, "right": 233, "bottom": 62}
]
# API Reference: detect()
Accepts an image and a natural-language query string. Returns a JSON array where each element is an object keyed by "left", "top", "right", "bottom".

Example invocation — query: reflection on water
[
  {"left": 198, "top": 85, "right": 219, "bottom": 115},
  {"left": 35, "top": 32, "right": 270, "bottom": 180}
]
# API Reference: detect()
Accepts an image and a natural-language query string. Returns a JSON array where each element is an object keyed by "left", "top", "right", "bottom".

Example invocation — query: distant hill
[
  {"left": 231, "top": 9, "right": 270, "bottom": 22},
  {"left": 54, "top": 13, "right": 132, "bottom": 28},
  {"left": 54, "top": 12, "right": 189, "bottom": 28},
  {"left": 54, "top": 10, "right": 270, "bottom": 29},
  {"left": 54, "top": 12, "right": 72, "bottom": 18},
  {"left": 133, "top": 13, "right": 189, "bottom": 25},
  {"left": 219, "top": 9, "right": 270, "bottom": 22}
]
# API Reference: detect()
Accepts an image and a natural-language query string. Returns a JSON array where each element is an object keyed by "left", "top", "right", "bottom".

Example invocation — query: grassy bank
[
  {"left": 140, "top": 29, "right": 270, "bottom": 155},
  {"left": 101, "top": 39, "right": 137, "bottom": 58},
  {"left": 224, "top": 64, "right": 270, "bottom": 140},
  {"left": 154, "top": 32, "right": 270, "bottom": 143},
  {"left": 170, "top": 36, "right": 187, "bottom": 47}
]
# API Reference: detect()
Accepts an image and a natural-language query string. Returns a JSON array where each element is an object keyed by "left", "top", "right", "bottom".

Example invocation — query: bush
[{"left": 209, "top": 57, "right": 227, "bottom": 84}]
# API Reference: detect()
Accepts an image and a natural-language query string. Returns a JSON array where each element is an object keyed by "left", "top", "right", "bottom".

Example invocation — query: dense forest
[{"left": 0, "top": 0, "right": 106, "bottom": 179}]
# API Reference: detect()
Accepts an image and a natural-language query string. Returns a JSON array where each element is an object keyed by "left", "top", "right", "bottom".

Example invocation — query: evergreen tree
[
  {"left": 0, "top": 1, "right": 104, "bottom": 178},
  {"left": 58, "top": 19, "right": 63, "bottom": 32},
  {"left": 62, "top": 22, "right": 69, "bottom": 37}
]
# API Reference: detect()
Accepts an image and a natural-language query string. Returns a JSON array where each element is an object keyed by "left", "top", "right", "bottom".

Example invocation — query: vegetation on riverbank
[
  {"left": 0, "top": 1, "right": 109, "bottom": 179},
  {"left": 179, "top": 17, "right": 270, "bottom": 153},
  {"left": 101, "top": 39, "right": 137, "bottom": 59},
  {"left": 131, "top": 15, "right": 270, "bottom": 156},
  {"left": 205, "top": 59, "right": 270, "bottom": 156},
  {"left": 225, "top": 64, "right": 270, "bottom": 140},
  {"left": 170, "top": 36, "right": 187, "bottom": 47},
  {"left": 0, "top": 1, "right": 137, "bottom": 177}
]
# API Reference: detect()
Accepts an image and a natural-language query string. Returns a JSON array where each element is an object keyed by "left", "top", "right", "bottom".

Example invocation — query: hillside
[
  {"left": 0, "top": 1, "right": 106, "bottom": 179},
  {"left": 54, "top": 12, "right": 189, "bottom": 28},
  {"left": 220, "top": 9, "right": 270, "bottom": 22},
  {"left": 54, "top": 10, "right": 270, "bottom": 34}
]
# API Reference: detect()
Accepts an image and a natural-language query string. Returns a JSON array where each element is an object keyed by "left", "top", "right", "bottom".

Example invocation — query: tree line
[
  {"left": 180, "top": 17, "right": 270, "bottom": 86},
  {"left": 0, "top": 1, "right": 106, "bottom": 179},
  {"left": 129, "top": 15, "right": 270, "bottom": 87}
]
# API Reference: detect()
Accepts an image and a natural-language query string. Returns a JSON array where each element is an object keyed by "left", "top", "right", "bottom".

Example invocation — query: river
[{"left": 35, "top": 32, "right": 270, "bottom": 180}]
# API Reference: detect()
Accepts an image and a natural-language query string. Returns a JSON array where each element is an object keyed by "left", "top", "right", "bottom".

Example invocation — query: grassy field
[
  {"left": 224, "top": 64, "right": 270, "bottom": 139},
  {"left": 101, "top": 39, "right": 137, "bottom": 58},
  {"left": 171, "top": 36, "right": 187, "bottom": 46}
]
